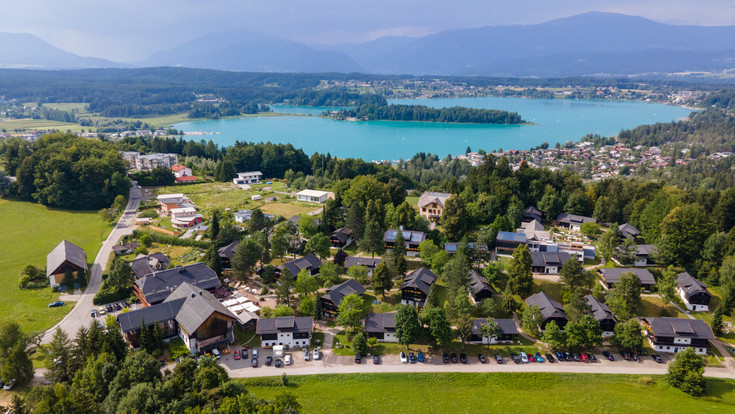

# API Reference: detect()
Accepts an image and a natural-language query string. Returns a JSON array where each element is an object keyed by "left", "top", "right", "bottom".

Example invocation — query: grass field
[
  {"left": 240, "top": 372, "right": 735, "bottom": 414},
  {"left": 0, "top": 198, "right": 111, "bottom": 333},
  {"left": 0, "top": 117, "right": 84, "bottom": 132}
]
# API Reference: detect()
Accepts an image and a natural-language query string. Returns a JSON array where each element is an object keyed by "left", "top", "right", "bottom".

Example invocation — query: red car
[
  {"left": 234, "top": 350, "right": 241, "bottom": 360},
  {"left": 580, "top": 353, "right": 589, "bottom": 363},
  {"left": 528, "top": 355, "right": 537, "bottom": 362}
]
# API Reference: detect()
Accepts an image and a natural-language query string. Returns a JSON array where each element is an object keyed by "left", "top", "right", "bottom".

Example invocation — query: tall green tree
[
  {"left": 421, "top": 307, "right": 453, "bottom": 348},
  {"left": 542, "top": 321, "right": 566, "bottom": 350},
  {"left": 362, "top": 200, "right": 385, "bottom": 258},
  {"left": 351, "top": 332, "right": 368, "bottom": 356},
  {"left": 613, "top": 319, "right": 643, "bottom": 351},
  {"left": 559, "top": 257, "right": 591, "bottom": 293},
  {"left": 336, "top": 294, "right": 365, "bottom": 337},
  {"left": 667, "top": 348, "right": 706, "bottom": 396},
  {"left": 658, "top": 265, "right": 678, "bottom": 305},
  {"left": 597, "top": 226, "right": 620, "bottom": 266},
  {"left": 441, "top": 194, "right": 468, "bottom": 241},
  {"left": 231, "top": 238, "right": 260, "bottom": 282},
  {"left": 294, "top": 268, "right": 319, "bottom": 298},
  {"left": 371, "top": 262, "right": 393, "bottom": 297},
  {"left": 391, "top": 230, "right": 408, "bottom": 276},
  {"left": 660, "top": 204, "right": 714, "bottom": 266},
  {"left": 305, "top": 233, "right": 331, "bottom": 261},
  {"left": 521, "top": 305, "right": 544, "bottom": 337},
  {"left": 203, "top": 245, "right": 223, "bottom": 277},
  {"left": 395, "top": 305, "right": 420, "bottom": 350},
  {"left": 508, "top": 244, "right": 533, "bottom": 297}
]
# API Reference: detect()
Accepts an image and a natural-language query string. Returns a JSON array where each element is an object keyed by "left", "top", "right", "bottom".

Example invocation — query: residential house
[
  {"left": 468, "top": 270, "right": 494, "bottom": 304},
  {"left": 330, "top": 227, "right": 354, "bottom": 248},
  {"left": 296, "top": 189, "right": 328, "bottom": 203},
  {"left": 585, "top": 294, "right": 616, "bottom": 336},
  {"left": 599, "top": 268, "right": 656, "bottom": 290},
  {"left": 320, "top": 279, "right": 366, "bottom": 318},
  {"left": 618, "top": 223, "right": 640, "bottom": 239},
  {"left": 256, "top": 316, "right": 313, "bottom": 348},
  {"left": 519, "top": 219, "right": 551, "bottom": 243},
  {"left": 134, "top": 263, "right": 221, "bottom": 306},
  {"left": 217, "top": 240, "right": 239, "bottom": 269},
  {"left": 171, "top": 164, "right": 192, "bottom": 178},
  {"left": 170, "top": 207, "right": 204, "bottom": 229},
  {"left": 364, "top": 312, "right": 398, "bottom": 342},
  {"left": 525, "top": 292, "right": 568, "bottom": 330},
  {"left": 46, "top": 240, "right": 88, "bottom": 288},
  {"left": 495, "top": 231, "right": 528, "bottom": 256},
  {"left": 556, "top": 213, "right": 597, "bottom": 231},
  {"left": 677, "top": 272, "right": 712, "bottom": 312},
  {"left": 632, "top": 244, "right": 657, "bottom": 267},
  {"left": 112, "top": 242, "right": 139, "bottom": 256},
  {"left": 642, "top": 317, "right": 714, "bottom": 355},
  {"left": 279, "top": 254, "right": 322, "bottom": 278},
  {"left": 384, "top": 229, "right": 426, "bottom": 254},
  {"left": 117, "top": 282, "right": 236, "bottom": 353},
  {"left": 400, "top": 267, "right": 438, "bottom": 307},
  {"left": 130, "top": 253, "right": 171, "bottom": 279},
  {"left": 233, "top": 209, "right": 274, "bottom": 223},
  {"left": 417, "top": 192, "right": 452, "bottom": 223},
  {"left": 444, "top": 242, "right": 488, "bottom": 255},
  {"left": 468, "top": 318, "right": 518, "bottom": 344},
  {"left": 122, "top": 152, "right": 178, "bottom": 170},
  {"left": 233, "top": 171, "right": 263, "bottom": 185},
  {"left": 156, "top": 193, "right": 194, "bottom": 215},
  {"left": 523, "top": 206, "right": 543, "bottom": 223},
  {"left": 530, "top": 251, "right": 572, "bottom": 274},
  {"left": 344, "top": 256, "right": 381, "bottom": 276}
]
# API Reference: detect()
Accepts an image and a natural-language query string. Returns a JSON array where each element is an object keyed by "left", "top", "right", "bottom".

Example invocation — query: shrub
[
  {"left": 167, "top": 337, "right": 191, "bottom": 359},
  {"left": 93, "top": 286, "right": 132, "bottom": 305}
]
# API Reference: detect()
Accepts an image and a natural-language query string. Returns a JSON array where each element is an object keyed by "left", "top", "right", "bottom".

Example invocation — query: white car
[
  {"left": 284, "top": 355, "right": 293, "bottom": 365},
  {"left": 3, "top": 379, "right": 15, "bottom": 390},
  {"left": 400, "top": 351, "right": 408, "bottom": 364},
  {"left": 304, "top": 349, "right": 310, "bottom": 361},
  {"left": 212, "top": 348, "right": 221, "bottom": 359},
  {"left": 252, "top": 349, "right": 259, "bottom": 358},
  {"left": 313, "top": 348, "right": 321, "bottom": 360},
  {"left": 520, "top": 351, "right": 529, "bottom": 363}
]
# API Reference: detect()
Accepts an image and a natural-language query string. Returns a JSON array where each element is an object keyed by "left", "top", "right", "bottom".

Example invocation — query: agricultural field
[
  {"left": 0, "top": 117, "right": 84, "bottom": 132},
  {"left": 241, "top": 373, "right": 735, "bottom": 414},
  {"left": 0, "top": 198, "right": 111, "bottom": 333}
]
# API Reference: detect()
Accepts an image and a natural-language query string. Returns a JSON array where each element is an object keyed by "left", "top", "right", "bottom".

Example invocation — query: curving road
[{"left": 41, "top": 184, "right": 142, "bottom": 343}]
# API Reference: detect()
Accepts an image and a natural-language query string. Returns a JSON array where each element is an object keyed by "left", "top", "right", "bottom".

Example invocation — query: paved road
[{"left": 41, "top": 184, "right": 142, "bottom": 343}]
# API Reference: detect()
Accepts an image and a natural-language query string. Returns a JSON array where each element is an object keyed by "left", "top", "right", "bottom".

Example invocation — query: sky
[{"left": 2, "top": 0, "right": 735, "bottom": 62}]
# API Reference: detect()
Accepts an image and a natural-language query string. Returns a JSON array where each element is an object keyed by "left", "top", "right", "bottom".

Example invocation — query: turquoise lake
[{"left": 173, "top": 97, "right": 693, "bottom": 161}]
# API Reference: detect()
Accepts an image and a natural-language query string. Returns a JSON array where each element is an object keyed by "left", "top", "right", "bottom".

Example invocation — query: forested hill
[{"left": 329, "top": 104, "right": 525, "bottom": 124}]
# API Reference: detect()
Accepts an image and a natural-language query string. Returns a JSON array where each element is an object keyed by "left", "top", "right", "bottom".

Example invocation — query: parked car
[
  {"left": 265, "top": 356, "right": 273, "bottom": 366},
  {"left": 400, "top": 351, "right": 408, "bottom": 364},
  {"left": 275, "top": 358, "right": 282, "bottom": 368},
  {"left": 212, "top": 348, "right": 221, "bottom": 360},
  {"left": 554, "top": 351, "right": 565, "bottom": 361},
  {"left": 572, "top": 353, "right": 581, "bottom": 362},
  {"left": 450, "top": 353, "right": 458, "bottom": 363},
  {"left": 409, "top": 352, "right": 416, "bottom": 364},
  {"left": 545, "top": 353, "right": 555, "bottom": 363},
  {"left": 304, "top": 349, "right": 310, "bottom": 361},
  {"left": 313, "top": 348, "right": 321, "bottom": 360},
  {"left": 564, "top": 352, "right": 573, "bottom": 361},
  {"left": 90, "top": 309, "right": 96, "bottom": 318},
  {"left": 632, "top": 352, "right": 639, "bottom": 362},
  {"left": 580, "top": 353, "right": 589, "bottom": 363},
  {"left": 520, "top": 352, "right": 529, "bottom": 363},
  {"left": 442, "top": 353, "right": 449, "bottom": 363},
  {"left": 510, "top": 353, "right": 519, "bottom": 363},
  {"left": 528, "top": 354, "right": 536, "bottom": 363},
  {"left": 478, "top": 353, "right": 487, "bottom": 364},
  {"left": 234, "top": 350, "right": 241, "bottom": 360},
  {"left": 355, "top": 354, "right": 362, "bottom": 364},
  {"left": 534, "top": 352, "right": 544, "bottom": 363},
  {"left": 242, "top": 348, "right": 248, "bottom": 359},
  {"left": 105, "top": 305, "right": 113, "bottom": 313},
  {"left": 494, "top": 354, "right": 504, "bottom": 364},
  {"left": 114, "top": 303, "right": 122, "bottom": 311},
  {"left": 652, "top": 354, "right": 663, "bottom": 363},
  {"left": 459, "top": 353, "right": 467, "bottom": 364},
  {"left": 587, "top": 353, "right": 597, "bottom": 363},
  {"left": 417, "top": 352, "right": 425, "bottom": 363},
  {"left": 602, "top": 351, "right": 614, "bottom": 361},
  {"left": 373, "top": 355, "right": 380, "bottom": 365},
  {"left": 251, "top": 358, "right": 258, "bottom": 368},
  {"left": 285, "top": 355, "right": 293, "bottom": 365},
  {"left": 621, "top": 351, "right": 631, "bottom": 361},
  {"left": 98, "top": 307, "right": 107, "bottom": 315},
  {"left": 3, "top": 379, "right": 15, "bottom": 390},
  {"left": 48, "top": 301, "right": 65, "bottom": 308}
]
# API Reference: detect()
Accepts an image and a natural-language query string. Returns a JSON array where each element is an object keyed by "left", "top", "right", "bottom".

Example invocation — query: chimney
[
  {"left": 199, "top": 290, "right": 203, "bottom": 296},
  {"left": 191, "top": 293, "right": 196, "bottom": 298}
]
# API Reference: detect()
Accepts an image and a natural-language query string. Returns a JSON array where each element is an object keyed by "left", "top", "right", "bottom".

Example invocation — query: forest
[{"left": 329, "top": 104, "right": 524, "bottom": 124}]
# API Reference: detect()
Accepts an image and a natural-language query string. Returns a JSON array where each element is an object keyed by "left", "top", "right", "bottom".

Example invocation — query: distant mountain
[
  {"left": 339, "top": 12, "right": 735, "bottom": 76},
  {"left": 0, "top": 32, "right": 121, "bottom": 69},
  {"left": 142, "top": 30, "right": 365, "bottom": 73}
]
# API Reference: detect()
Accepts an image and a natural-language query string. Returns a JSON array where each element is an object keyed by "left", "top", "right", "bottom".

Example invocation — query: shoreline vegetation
[{"left": 324, "top": 103, "right": 525, "bottom": 124}]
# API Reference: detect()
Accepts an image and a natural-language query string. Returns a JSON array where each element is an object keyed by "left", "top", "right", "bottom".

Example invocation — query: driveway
[{"left": 41, "top": 184, "right": 142, "bottom": 343}]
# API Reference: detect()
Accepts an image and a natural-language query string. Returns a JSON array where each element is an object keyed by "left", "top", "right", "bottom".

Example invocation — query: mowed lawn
[
  {"left": 0, "top": 199, "right": 112, "bottom": 333},
  {"left": 241, "top": 373, "right": 735, "bottom": 414}
]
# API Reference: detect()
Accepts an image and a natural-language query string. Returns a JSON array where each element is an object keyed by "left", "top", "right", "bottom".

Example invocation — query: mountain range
[{"left": 5, "top": 12, "right": 735, "bottom": 76}]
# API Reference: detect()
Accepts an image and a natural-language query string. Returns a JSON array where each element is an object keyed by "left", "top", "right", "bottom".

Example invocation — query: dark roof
[
  {"left": 677, "top": 272, "right": 710, "bottom": 298},
  {"left": 130, "top": 253, "right": 171, "bottom": 279},
  {"left": 344, "top": 256, "right": 381, "bottom": 268},
  {"left": 383, "top": 229, "right": 426, "bottom": 244},
  {"left": 496, "top": 231, "right": 527, "bottom": 243},
  {"left": 331, "top": 227, "right": 353, "bottom": 243},
  {"left": 112, "top": 242, "right": 139, "bottom": 253},
  {"left": 618, "top": 223, "right": 640, "bottom": 238},
  {"left": 524, "top": 205, "right": 542, "bottom": 218},
  {"left": 445, "top": 242, "right": 488, "bottom": 253},
  {"left": 47, "top": 240, "right": 88, "bottom": 276},
  {"left": 556, "top": 213, "right": 597, "bottom": 225},
  {"left": 531, "top": 251, "right": 573, "bottom": 267},
  {"left": 471, "top": 318, "right": 518, "bottom": 336},
  {"left": 601, "top": 268, "right": 656, "bottom": 286},
  {"left": 635, "top": 244, "right": 657, "bottom": 257},
  {"left": 645, "top": 317, "right": 714, "bottom": 340},
  {"left": 256, "top": 316, "right": 313, "bottom": 335},
  {"left": 468, "top": 270, "right": 494, "bottom": 297},
  {"left": 584, "top": 294, "right": 616, "bottom": 323},
  {"left": 364, "top": 312, "right": 396, "bottom": 333},
  {"left": 401, "top": 267, "right": 438, "bottom": 295},
  {"left": 217, "top": 239, "right": 240, "bottom": 260},
  {"left": 525, "top": 292, "right": 567, "bottom": 321},
  {"left": 117, "top": 298, "right": 185, "bottom": 333},
  {"left": 281, "top": 254, "right": 322, "bottom": 278},
  {"left": 136, "top": 263, "right": 221, "bottom": 304},
  {"left": 322, "top": 279, "right": 366, "bottom": 307}
]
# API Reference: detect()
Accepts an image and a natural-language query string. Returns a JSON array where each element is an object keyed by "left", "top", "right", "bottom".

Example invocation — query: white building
[
  {"left": 643, "top": 317, "right": 714, "bottom": 355},
  {"left": 364, "top": 313, "right": 398, "bottom": 343},
  {"left": 122, "top": 152, "right": 178, "bottom": 171},
  {"left": 296, "top": 189, "right": 329, "bottom": 203},
  {"left": 233, "top": 171, "right": 263, "bottom": 185},
  {"left": 256, "top": 316, "right": 313, "bottom": 348}
]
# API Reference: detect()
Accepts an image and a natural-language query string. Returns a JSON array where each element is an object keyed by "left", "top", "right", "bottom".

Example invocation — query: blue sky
[{"left": 2, "top": 0, "right": 735, "bottom": 62}]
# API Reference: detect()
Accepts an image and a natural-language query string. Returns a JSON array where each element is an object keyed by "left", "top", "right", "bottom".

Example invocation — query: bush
[
  {"left": 167, "top": 337, "right": 191, "bottom": 359},
  {"left": 94, "top": 286, "right": 132, "bottom": 305}
]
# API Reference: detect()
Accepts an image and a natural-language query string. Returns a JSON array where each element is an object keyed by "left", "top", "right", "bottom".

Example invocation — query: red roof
[
  {"left": 171, "top": 164, "right": 187, "bottom": 172},
  {"left": 175, "top": 176, "right": 197, "bottom": 183}
]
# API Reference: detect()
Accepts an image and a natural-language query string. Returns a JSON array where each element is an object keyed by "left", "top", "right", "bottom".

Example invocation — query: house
[
  {"left": 156, "top": 194, "right": 194, "bottom": 215},
  {"left": 599, "top": 268, "right": 656, "bottom": 290},
  {"left": 585, "top": 294, "right": 616, "bottom": 336},
  {"left": 117, "top": 282, "right": 236, "bottom": 353},
  {"left": 364, "top": 312, "right": 398, "bottom": 342},
  {"left": 112, "top": 241, "right": 139, "bottom": 255},
  {"left": 320, "top": 279, "right": 366, "bottom": 318},
  {"left": 170, "top": 207, "right": 204, "bottom": 229},
  {"left": 134, "top": 262, "right": 221, "bottom": 306},
  {"left": 525, "top": 292, "right": 568, "bottom": 330},
  {"left": 523, "top": 206, "right": 543, "bottom": 223},
  {"left": 256, "top": 316, "right": 313, "bottom": 348},
  {"left": 632, "top": 244, "right": 657, "bottom": 267},
  {"left": 217, "top": 240, "right": 240, "bottom": 269},
  {"left": 296, "top": 189, "right": 328, "bottom": 203},
  {"left": 344, "top": 256, "right": 381, "bottom": 276},
  {"left": 171, "top": 164, "right": 192, "bottom": 178},
  {"left": 468, "top": 318, "right": 518, "bottom": 344},
  {"left": 400, "top": 267, "right": 438, "bottom": 307},
  {"left": 280, "top": 254, "right": 322, "bottom": 278},
  {"left": 642, "top": 317, "right": 715, "bottom": 355},
  {"left": 330, "top": 227, "right": 354, "bottom": 248},
  {"left": 47, "top": 240, "right": 88, "bottom": 288},
  {"left": 468, "top": 270, "right": 494, "bottom": 304},
  {"left": 618, "top": 223, "right": 640, "bottom": 239},
  {"left": 383, "top": 229, "right": 426, "bottom": 254},
  {"left": 556, "top": 213, "right": 597, "bottom": 231},
  {"left": 677, "top": 272, "right": 712, "bottom": 312},
  {"left": 519, "top": 219, "right": 551, "bottom": 242},
  {"left": 495, "top": 231, "right": 528, "bottom": 256},
  {"left": 530, "top": 251, "right": 572, "bottom": 274},
  {"left": 130, "top": 253, "right": 171, "bottom": 279},
  {"left": 417, "top": 192, "right": 452, "bottom": 223},
  {"left": 444, "top": 242, "right": 488, "bottom": 255},
  {"left": 233, "top": 171, "right": 263, "bottom": 185},
  {"left": 233, "top": 209, "right": 275, "bottom": 223},
  {"left": 175, "top": 175, "right": 198, "bottom": 183}
]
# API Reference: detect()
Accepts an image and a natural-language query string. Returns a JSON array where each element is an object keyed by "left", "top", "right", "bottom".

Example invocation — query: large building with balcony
[
  {"left": 417, "top": 192, "right": 451, "bottom": 223},
  {"left": 256, "top": 316, "right": 313, "bottom": 348},
  {"left": 642, "top": 317, "right": 714, "bottom": 355}
]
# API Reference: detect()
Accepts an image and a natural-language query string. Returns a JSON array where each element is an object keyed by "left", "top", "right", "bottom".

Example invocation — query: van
[
  {"left": 212, "top": 348, "right": 221, "bottom": 359},
  {"left": 252, "top": 349, "right": 259, "bottom": 358}
]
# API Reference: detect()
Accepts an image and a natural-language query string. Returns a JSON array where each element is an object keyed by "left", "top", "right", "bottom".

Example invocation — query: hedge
[{"left": 132, "top": 229, "right": 211, "bottom": 249}]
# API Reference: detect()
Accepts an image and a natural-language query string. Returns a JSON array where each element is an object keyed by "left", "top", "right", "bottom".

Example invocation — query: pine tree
[
  {"left": 210, "top": 210, "right": 220, "bottom": 242},
  {"left": 371, "top": 262, "right": 393, "bottom": 297},
  {"left": 391, "top": 230, "right": 407, "bottom": 276},
  {"left": 138, "top": 318, "right": 150, "bottom": 350},
  {"left": 203, "top": 245, "right": 223, "bottom": 277}
]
